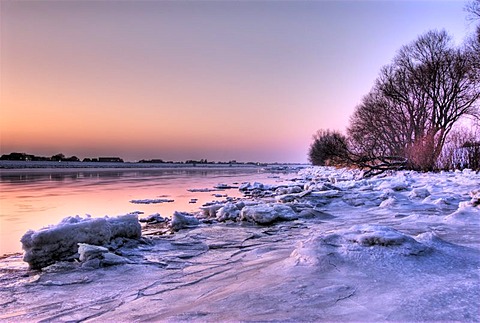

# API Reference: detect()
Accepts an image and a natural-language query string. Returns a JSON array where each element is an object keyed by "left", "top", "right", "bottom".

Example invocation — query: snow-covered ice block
[
  {"left": 78, "top": 243, "right": 131, "bottom": 268},
  {"left": 408, "top": 187, "right": 430, "bottom": 199},
  {"left": 139, "top": 213, "right": 167, "bottom": 223},
  {"left": 344, "top": 224, "right": 420, "bottom": 247},
  {"left": 216, "top": 202, "right": 241, "bottom": 222},
  {"left": 170, "top": 211, "right": 200, "bottom": 231},
  {"left": 290, "top": 224, "right": 429, "bottom": 267},
  {"left": 470, "top": 189, "right": 480, "bottom": 207},
  {"left": 275, "top": 186, "right": 303, "bottom": 195},
  {"left": 78, "top": 243, "right": 109, "bottom": 262},
  {"left": 379, "top": 197, "right": 396, "bottom": 208},
  {"left": 239, "top": 182, "right": 273, "bottom": 192},
  {"left": 444, "top": 202, "right": 480, "bottom": 223},
  {"left": 377, "top": 179, "right": 408, "bottom": 191},
  {"left": 240, "top": 203, "right": 298, "bottom": 224},
  {"left": 200, "top": 204, "right": 224, "bottom": 218},
  {"left": 130, "top": 198, "right": 174, "bottom": 204},
  {"left": 21, "top": 214, "right": 141, "bottom": 269}
]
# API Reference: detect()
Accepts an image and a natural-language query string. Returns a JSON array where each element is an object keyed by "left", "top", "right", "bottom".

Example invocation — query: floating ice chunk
[
  {"left": 200, "top": 204, "right": 224, "bottom": 218},
  {"left": 240, "top": 203, "right": 298, "bottom": 224},
  {"left": 170, "top": 211, "right": 200, "bottom": 231},
  {"left": 21, "top": 214, "right": 141, "bottom": 269},
  {"left": 187, "top": 188, "right": 217, "bottom": 192},
  {"left": 139, "top": 213, "right": 167, "bottom": 224},
  {"left": 130, "top": 198, "right": 174, "bottom": 204},
  {"left": 216, "top": 202, "right": 241, "bottom": 222},
  {"left": 239, "top": 182, "right": 272, "bottom": 192},
  {"left": 214, "top": 183, "right": 238, "bottom": 189},
  {"left": 275, "top": 186, "right": 303, "bottom": 195}
]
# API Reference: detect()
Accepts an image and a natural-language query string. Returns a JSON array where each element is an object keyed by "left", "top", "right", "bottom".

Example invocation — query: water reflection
[{"left": 0, "top": 167, "right": 289, "bottom": 255}]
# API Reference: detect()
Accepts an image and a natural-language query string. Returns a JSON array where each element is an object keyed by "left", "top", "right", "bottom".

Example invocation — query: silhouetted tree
[
  {"left": 349, "top": 30, "right": 480, "bottom": 171},
  {"left": 51, "top": 153, "right": 65, "bottom": 161},
  {"left": 466, "top": 1, "right": 480, "bottom": 83},
  {"left": 466, "top": 0, "right": 480, "bottom": 20},
  {"left": 308, "top": 130, "right": 350, "bottom": 166}
]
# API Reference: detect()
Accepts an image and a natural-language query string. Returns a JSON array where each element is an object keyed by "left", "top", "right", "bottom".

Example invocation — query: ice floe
[
  {"left": 240, "top": 203, "right": 298, "bottom": 224},
  {"left": 129, "top": 198, "right": 174, "bottom": 204},
  {"left": 170, "top": 211, "right": 200, "bottom": 231},
  {"left": 20, "top": 214, "right": 141, "bottom": 269}
]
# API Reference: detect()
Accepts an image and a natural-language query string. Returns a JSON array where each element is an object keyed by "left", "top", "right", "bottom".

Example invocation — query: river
[{"left": 0, "top": 166, "right": 295, "bottom": 255}]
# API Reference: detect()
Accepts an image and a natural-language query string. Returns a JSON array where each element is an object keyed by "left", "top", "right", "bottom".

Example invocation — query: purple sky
[{"left": 1, "top": 0, "right": 474, "bottom": 162}]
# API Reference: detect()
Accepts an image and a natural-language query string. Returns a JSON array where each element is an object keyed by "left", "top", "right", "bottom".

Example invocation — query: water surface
[{"left": 0, "top": 167, "right": 290, "bottom": 255}]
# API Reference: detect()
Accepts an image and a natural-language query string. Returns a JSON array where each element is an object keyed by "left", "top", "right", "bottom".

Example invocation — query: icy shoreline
[{"left": 1, "top": 167, "right": 479, "bottom": 321}]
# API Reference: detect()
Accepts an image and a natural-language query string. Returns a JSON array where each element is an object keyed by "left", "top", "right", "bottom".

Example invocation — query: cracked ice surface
[{"left": 1, "top": 167, "right": 479, "bottom": 321}]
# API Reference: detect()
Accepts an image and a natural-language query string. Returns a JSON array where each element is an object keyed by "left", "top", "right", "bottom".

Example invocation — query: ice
[
  {"left": 20, "top": 214, "right": 141, "bottom": 269},
  {"left": 240, "top": 203, "right": 298, "bottom": 224},
  {"left": 216, "top": 202, "right": 241, "bottom": 222},
  {"left": 139, "top": 213, "right": 167, "bottom": 224},
  {"left": 187, "top": 188, "right": 218, "bottom": 192},
  {"left": 214, "top": 183, "right": 238, "bottom": 189},
  {"left": 199, "top": 204, "right": 224, "bottom": 218},
  {"left": 444, "top": 202, "right": 480, "bottom": 222},
  {"left": 408, "top": 187, "right": 431, "bottom": 199},
  {"left": 470, "top": 189, "right": 480, "bottom": 206},
  {"left": 129, "top": 198, "right": 174, "bottom": 204},
  {"left": 2, "top": 166, "right": 480, "bottom": 321},
  {"left": 78, "top": 243, "right": 131, "bottom": 268},
  {"left": 170, "top": 211, "right": 200, "bottom": 231}
]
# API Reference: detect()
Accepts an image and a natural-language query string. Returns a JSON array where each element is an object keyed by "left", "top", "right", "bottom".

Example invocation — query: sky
[{"left": 0, "top": 0, "right": 475, "bottom": 163}]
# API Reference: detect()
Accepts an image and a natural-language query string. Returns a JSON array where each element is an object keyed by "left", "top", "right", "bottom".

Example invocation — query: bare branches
[
  {"left": 347, "top": 30, "right": 479, "bottom": 171},
  {"left": 308, "top": 130, "right": 350, "bottom": 166},
  {"left": 466, "top": 0, "right": 480, "bottom": 21}
]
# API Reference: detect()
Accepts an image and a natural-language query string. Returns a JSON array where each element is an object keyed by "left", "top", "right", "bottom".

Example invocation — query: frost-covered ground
[{"left": 0, "top": 167, "right": 479, "bottom": 321}]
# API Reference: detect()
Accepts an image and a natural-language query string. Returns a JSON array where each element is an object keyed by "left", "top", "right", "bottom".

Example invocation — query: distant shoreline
[{"left": 0, "top": 160, "right": 307, "bottom": 171}]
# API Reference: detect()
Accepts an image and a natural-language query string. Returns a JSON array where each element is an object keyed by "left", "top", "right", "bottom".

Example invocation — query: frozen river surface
[
  {"left": 0, "top": 166, "right": 479, "bottom": 322},
  {"left": 0, "top": 166, "right": 285, "bottom": 255}
]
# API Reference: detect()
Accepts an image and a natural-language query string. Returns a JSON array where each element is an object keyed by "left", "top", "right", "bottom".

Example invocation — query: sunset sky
[{"left": 0, "top": 0, "right": 474, "bottom": 163}]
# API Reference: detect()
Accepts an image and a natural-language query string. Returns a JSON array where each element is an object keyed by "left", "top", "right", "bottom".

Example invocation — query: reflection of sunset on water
[{"left": 0, "top": 168, "right": 288, "bottom": 255}]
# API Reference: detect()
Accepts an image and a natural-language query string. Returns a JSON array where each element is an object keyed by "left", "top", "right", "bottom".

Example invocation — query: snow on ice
[
  {"left": 129, "top": 198, "right": 174, "bottom": 204},
  {"left": 1, "top": 166, "right": 479, "bottom": 321},
  {"left": 20, "top": 214, "right": 141, "bottom": 269}
]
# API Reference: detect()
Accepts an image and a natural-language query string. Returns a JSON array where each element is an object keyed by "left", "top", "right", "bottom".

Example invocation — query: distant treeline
[
  {"left": 0, "top": 153, "right": 124, "bottom": 163},
  {"left": 0, "top": 152, "right": 269, "bottom": 166}
]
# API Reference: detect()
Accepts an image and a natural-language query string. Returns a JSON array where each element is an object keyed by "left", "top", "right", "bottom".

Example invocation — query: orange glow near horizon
[{"left": 0, "top": 1, "right": 469, "bottom": 162}]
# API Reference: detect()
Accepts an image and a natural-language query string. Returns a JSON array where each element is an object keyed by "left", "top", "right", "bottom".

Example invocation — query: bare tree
[
  {"left": 437, "top": 124, "right": 480, "bottom": 170},
  {"left": 466, "top": 0, "right": 480, "bottom": 20},
  {"left": 349, "top": 30, "right": 480, "bottom": 171},
  {"left": 466, "top": 1, "right": 480, "bottom": 84},
  {"left": 308, "top": 129, "right": 349, "bottom": 166}
]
